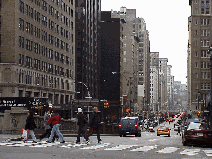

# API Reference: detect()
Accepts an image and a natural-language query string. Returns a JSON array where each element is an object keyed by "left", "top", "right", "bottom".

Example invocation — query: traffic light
[
  {"left": 197, "top": 111, "right": 200, "bottom": 117},
  {"left": 104, "top": 102, "right": 109, "bottom": 108},
  {"left": 49, "top": 103, "right": 53, "bottom": 109}
]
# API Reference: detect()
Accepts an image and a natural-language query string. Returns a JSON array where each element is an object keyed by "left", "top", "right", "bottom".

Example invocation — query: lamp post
[{"left": 208, "top": 46, "right": 212, "bottom": 129}]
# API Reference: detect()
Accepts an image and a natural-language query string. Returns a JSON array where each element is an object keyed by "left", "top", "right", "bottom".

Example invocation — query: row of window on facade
[
  {"left": 19, "top": 18, "right": 74, "bottom": 42},
  {"left": 195, "top": 29, "right": 210, "bottom": 36},
  {"left": 18, "top": 36, "right": 74, "bottom": 60},
  {"left": 195, "top": 71, "right": 211, "bottom": 79},
  {"left": 18, "top": 54, "right": 73, "bottom": 78},
  {"left": 194, "top": 40, "right": 211, "bottom": 47},
  {"left": 195, "top": 61, "right": 211, "bottom": 68},
  {"left": 19, "top": 1, "right": 73, "bottom": 31},
  {"left": 195, "top": 19, "right": 210, "bottom": 25},
  {"left": 18, "top": 69, "right": 72, "bottom": 91}
]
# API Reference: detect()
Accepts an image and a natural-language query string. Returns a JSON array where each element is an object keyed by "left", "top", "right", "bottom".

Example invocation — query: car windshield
[
  {"left": 128, "top": 119, "right": 134, "bottom": 125},
  {"left": 188, "top": 122, "right": 201, "bottom": 130}
]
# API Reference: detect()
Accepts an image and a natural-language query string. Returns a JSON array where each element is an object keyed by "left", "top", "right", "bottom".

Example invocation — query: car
[
  {"left": 148, "top": 127, "right": 155, "bottom": 132},
  {"left": 157, "top": 126, "right": 170, "bottom": 137},
  {"left": 119, "top": 117, "right": 141, "bottom": 137},
  {"left": 182, "top": 121, "right": 212, "bottom": 146}
]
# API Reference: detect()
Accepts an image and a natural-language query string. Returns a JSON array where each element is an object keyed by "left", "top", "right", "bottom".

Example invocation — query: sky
[{"left": 101, "top": 0, "right": 191, "bottom": 84}]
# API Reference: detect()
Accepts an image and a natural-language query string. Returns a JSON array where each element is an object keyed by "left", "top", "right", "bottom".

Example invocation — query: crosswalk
[{"left": 0, "top": 141, "right": 212, "bottom": 157}]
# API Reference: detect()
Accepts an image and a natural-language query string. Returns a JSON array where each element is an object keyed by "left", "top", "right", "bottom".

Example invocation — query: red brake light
[
  {"left": 119, "top": 124, "right": 122, "bottom": 127},
  {"left": 135, "top": 124, "right": 138, "bottom": 127}
]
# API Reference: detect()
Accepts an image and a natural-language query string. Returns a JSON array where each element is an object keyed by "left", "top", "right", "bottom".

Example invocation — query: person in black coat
[
  {"left": 24, "top": 110, "right": 37, "bottom": 143},
  {"left": 76, "top": 108, "right": 87, "bottom": 143},
  {"left": 84, "top": 107, "right": 101, "bottom": 144}
]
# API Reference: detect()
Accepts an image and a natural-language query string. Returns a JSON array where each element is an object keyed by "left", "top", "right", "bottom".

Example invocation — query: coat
[
  {"left": 77, "top": 113, "right": 87, "bottom": 127},
  {"left": 89, "top": 112, "right": 100, "bottom": 128},
  {"left": 44, "top": 112, "right": 51, "bottom": 130},
  {"left": 46, "top": 116, "right": 61, "bottom": 126},
  {"left": 25, "top": 115, "right": 37, "bottom": 130}
]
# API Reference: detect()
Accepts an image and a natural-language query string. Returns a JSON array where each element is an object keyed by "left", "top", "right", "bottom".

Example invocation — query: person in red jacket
[{"left": 46, "top": 111, "right": 65, "bottom": 143}]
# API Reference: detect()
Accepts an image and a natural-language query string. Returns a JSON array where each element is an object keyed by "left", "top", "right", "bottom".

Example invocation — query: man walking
[
  {"left": 46, "top": 111, "right": 65, "bottom": 143},
  {"left": 76, "top": 108, "right": 87, "bottom": 144},
  {"left": 84, "top": 107, "right": 102, "bottom": 144},
  {"left": 24, "top": 110, "right": 37, "bottom": 143},
  {"left": 39, "top": 110, "right": 57, "bottom": 141}
]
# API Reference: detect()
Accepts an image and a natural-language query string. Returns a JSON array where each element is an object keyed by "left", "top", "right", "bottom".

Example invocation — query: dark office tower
[
  {"left": 75, "top": 0, "right": 101, "bottom": 100},
  {"left": 99, "top": 11, "right": 121, "bottom": 102}
]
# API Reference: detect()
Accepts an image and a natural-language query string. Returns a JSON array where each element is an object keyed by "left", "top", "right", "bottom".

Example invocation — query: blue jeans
[
  {"left": 47, "top": 124, "right": 64, "bottom": 142},
  {"left": 24, "top": 130, "right": 36, "bottom": 141}
]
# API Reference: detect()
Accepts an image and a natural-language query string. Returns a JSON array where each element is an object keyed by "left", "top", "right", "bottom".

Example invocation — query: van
[{"left": 119, "top": 117, "right": 141, "bottom": 137}]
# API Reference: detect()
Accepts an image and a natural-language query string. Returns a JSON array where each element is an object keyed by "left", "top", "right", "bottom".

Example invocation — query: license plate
[
  {"left": 126, "top": 132, "right": 129, "bottom": 133},
  {"left": 197, "top": 133, "right": 203, "bottom": 136}
]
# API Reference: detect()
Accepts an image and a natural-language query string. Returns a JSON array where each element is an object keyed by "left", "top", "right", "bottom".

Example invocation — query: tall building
[
  {"left": 187, "top": 0, "right": 211, "bottom": 115},
  {"left": 167, "top": 65, "right": 174, "bottom": 113},
  {"left": 111, "top": 7, "right": 150, "bottom": 115},
  {"left": 75, "top": 0, "right": 101, "bottom": 100},
  {"left": 174, "top": 81, "right": 187, "bottom": 112},
  {"left": 159, "top": 58, "right": 168, "bottom": 112},
  {"left": 98, "top": 11, "right": 124, "bottom": 122},
  {"left": 150, "top": 52, "right": 159, "bottom": 113},
  {"left": 0, "top": 0, "right": 75, "bottom": 108}
]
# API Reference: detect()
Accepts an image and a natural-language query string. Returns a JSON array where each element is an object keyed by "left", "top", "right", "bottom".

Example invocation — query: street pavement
[{"left": 0, "top": 118, "right": 212, "bottom": 159}]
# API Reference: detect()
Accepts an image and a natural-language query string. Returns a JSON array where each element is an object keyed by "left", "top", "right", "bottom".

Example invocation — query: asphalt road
[{"left": 0, "top": 118, "right": 212, "bottom": 159}]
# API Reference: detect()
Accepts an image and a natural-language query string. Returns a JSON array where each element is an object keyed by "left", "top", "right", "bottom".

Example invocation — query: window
[
  {"left": 123, "top": 43, "right": 126, "bottom": 47},
  {"left": 201, "top": 8, "right": 205, "bottom": 14},
  {"left": 195, "top": 63, "right": 198, "bottom": 68},
  {"left": 195, "top": 19, "right": 198, "bottom": 25},
  {"left": 123, "top": 51, "right": 126, "bottom": 55},
  {"left": 206, "top": 8, "right": 210, "bottom": 14},
  {"left": 123, "top": 58, "right": 126, "bottom": 62},
  {"left": 206, "top": 0, "right": 210, "bottom": 4},
  {"left": 195, "top": 51, "right": 198, "bottom": 57}
]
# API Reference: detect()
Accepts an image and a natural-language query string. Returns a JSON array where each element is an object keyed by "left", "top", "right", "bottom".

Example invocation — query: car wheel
[
  {"left": 157, "top": 134, "right": 160, "bottom": 136},
  {"left": 168, "top": 134, "right": 170, "bottom": 137},
  {"left": 123, "top": 134, "right": 126, "bottom": 137},
  {"left": 119, "top": 134, "right": 122, "bottom": 137},
  {"left": 183, "top": 140, "right": 187, "bottom": 146},
  {"left": 138, "top": 133, "right": 141, "bottom": 137}
]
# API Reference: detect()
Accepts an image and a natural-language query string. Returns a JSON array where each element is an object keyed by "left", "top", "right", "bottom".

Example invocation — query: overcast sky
[{"left": 101, "top": 0, "right": 191, "bottom": 84}]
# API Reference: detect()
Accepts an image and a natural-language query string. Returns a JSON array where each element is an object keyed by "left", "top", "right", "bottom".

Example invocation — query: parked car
[
  {"left": 157, "top": 126, "right": 170, "bottom": 137},
  {"left": 182, "top": 121, "right": 212, "bottom": 146},
  {"left": 119, "top": 117, "right": 141, "bottom": 137}
]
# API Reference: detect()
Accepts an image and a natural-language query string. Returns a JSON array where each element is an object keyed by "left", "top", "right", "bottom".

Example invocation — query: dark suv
[{"left": 119, "top": 117, "right": 141, "bottom": 137}]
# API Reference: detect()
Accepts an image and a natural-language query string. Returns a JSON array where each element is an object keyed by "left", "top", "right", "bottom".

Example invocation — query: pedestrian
[
  {"left": 46, "top": 111, "right": 65, "bottom": 143},
  {"left": 24, "top": 110, "right": 37, "bottom": 143},
  {"left": 76, "top": 108, "right": 87, "bottom": 144},
  {"left": 84, "top": 107, "right": 102, "bottom": 144},
  {"left": 39, "top": 110, "right": 57, "bottom": 142}
]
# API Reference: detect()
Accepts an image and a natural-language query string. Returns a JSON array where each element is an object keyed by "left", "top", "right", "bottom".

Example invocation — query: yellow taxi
[{"left": 157, "top": 126, "right": 170, "bottom": 137}]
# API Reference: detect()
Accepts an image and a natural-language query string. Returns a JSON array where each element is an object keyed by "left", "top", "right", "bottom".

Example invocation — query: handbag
[{"left": 22, "top": 128, "right": 29, "bottom": 140}]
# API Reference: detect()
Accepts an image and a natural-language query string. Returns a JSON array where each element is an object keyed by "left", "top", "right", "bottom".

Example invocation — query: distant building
[{"left": 150, "top": 52, "right": 159, "bottom": 113}]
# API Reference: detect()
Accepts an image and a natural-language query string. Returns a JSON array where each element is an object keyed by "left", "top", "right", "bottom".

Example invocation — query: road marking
[
  {"left": 203, "top": 150, "right": 212, "bottom": 157},
  {"left": 80, "top": 143, "right": 110, "bottom": 150},
  {"left": 104, "top": 145, "right": 138, "bottom": 151},
  {"left": 156, "top": 147, "right": 180, "bottom": 153},
  {"left": 130, "top": 145, "right": 157, "bottom": 152},
  {"left": 180, "top": 149, "right": 200, "bottom": 156}
]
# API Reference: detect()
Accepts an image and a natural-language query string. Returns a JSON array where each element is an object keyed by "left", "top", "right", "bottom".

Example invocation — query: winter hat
[{"left": 78, "top": 108, "right": 82, "bottom": 113}]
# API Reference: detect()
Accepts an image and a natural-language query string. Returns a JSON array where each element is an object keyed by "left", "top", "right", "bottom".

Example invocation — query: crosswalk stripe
[
  {"left": 156, "top": 147, "right": 180, "bottom": 153},
  {"left": 180, "top": 149, "right": 200, "bottom": 156},
  {"left": 203, "top": 150, "right": 212, "bottom": 157},
  {"left": 104, "top": 145, "right": 138, "bottom": 151},
  {"left": 130, "top": 146, "right": 157, "bottom": 152}
]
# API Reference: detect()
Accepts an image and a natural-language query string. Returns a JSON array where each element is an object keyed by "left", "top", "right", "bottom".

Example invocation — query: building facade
[
  {"left": 75, "top": 0, "right": 101, "bottom": 100},
  {"left": 150, "top": 52, "right": 159, "bottom": 113},
  {"left": 0, "top": 0, "right": 75, "bottom": 108},
  {"left": 159, "top": 58, "right": 168, "bottom": 112},
  {"left": 187, "top": 0, "right": 211, "bottom": 115},
  {"left": 111, "top": 7, "right": 150, "bottom": 115}
]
